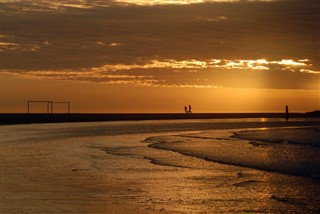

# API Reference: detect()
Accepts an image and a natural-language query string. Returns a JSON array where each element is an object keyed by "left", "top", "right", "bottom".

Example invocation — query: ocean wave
[{"left": 147, "top": 127, "right": 320, "bottom": 179}]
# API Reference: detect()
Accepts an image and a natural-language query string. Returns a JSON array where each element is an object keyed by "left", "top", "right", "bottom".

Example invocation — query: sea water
[
  {"left": 1, "top": 118, "right": 320, "bottom": 213},
  {"left": 149, "top": 127, "right": 320, "bottom": 178}
]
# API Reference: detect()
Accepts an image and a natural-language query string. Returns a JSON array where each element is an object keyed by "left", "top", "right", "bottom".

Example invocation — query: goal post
[
  {"left": 27, "top": 101, "right": 52, "bottom": 114},
  {"left": 27, "top": 101, "right": 70, "bottom": 114}
]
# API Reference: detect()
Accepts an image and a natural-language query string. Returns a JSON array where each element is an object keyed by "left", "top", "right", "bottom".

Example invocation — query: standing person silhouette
[
  {"left": 184, "top": 106, "right": 187, "bottom": 113},
  {"left": 188, "top": 105, "right": 192, "bottom": 113}
]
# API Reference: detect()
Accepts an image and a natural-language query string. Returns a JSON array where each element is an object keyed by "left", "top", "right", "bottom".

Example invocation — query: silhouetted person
[
  {"left": 184, "top": 106, "right": 187, "bottom": 113},
  {"left": 188, "top": 105, "right": 192, "bottom": 113},
  {"left": 285, "top": 105, "right": 289, "bottom": 121}
]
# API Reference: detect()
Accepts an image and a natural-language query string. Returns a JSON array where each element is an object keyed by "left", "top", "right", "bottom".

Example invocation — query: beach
[{"left": 1, "top": 119, "right": 320, "bottom": 213}]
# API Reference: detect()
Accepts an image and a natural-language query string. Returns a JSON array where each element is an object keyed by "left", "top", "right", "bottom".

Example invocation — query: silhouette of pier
[{"left": 1, "top": 112, "right": 318, "bottom": 125}]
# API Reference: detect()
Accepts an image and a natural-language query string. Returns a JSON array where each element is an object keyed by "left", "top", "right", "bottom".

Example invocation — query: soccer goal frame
[{"left": 27, "top": 101, "right": 70, "bottom": 113}]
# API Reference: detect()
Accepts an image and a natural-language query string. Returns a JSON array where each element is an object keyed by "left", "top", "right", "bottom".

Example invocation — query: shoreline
[
  {"left": 1, "top": 112, "right": 319, "bottom": 125},
  {"left": 2, "top": 120, "right": 320, "bottom": 213},
  {"left": 148, "top": 127, "right": 320, "bottom": 180}
]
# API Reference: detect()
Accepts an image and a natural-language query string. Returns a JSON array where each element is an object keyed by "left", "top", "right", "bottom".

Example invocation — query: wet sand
[
  {"left": 1, "top": 121, "right": 320, "bottom": 213},
  {"left": 1, "top": 133, "right": 167, "bottom": 213}
]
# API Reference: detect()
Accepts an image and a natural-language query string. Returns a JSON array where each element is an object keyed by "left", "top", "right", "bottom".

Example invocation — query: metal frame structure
[
  {"left": 27, "top": 100, "right": 70, "bottom": 114},
  {"left": 27, "top": 101, "right": 52, "bottom": 114}
]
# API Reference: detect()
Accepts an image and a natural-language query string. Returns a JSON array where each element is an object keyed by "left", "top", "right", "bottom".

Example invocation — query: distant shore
[{"left": 1, "top": 112, "right": 319, "bottom": 125}]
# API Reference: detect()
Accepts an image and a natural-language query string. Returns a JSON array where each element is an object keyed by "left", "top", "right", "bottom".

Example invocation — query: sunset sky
[{"left": 1, "top": 0, "right": 319, "bottom": 113}]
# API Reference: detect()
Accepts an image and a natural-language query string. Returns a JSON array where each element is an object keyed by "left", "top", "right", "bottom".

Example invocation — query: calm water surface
[{"left": 2, "top": 118, "right": 320, "bottom": 213}]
